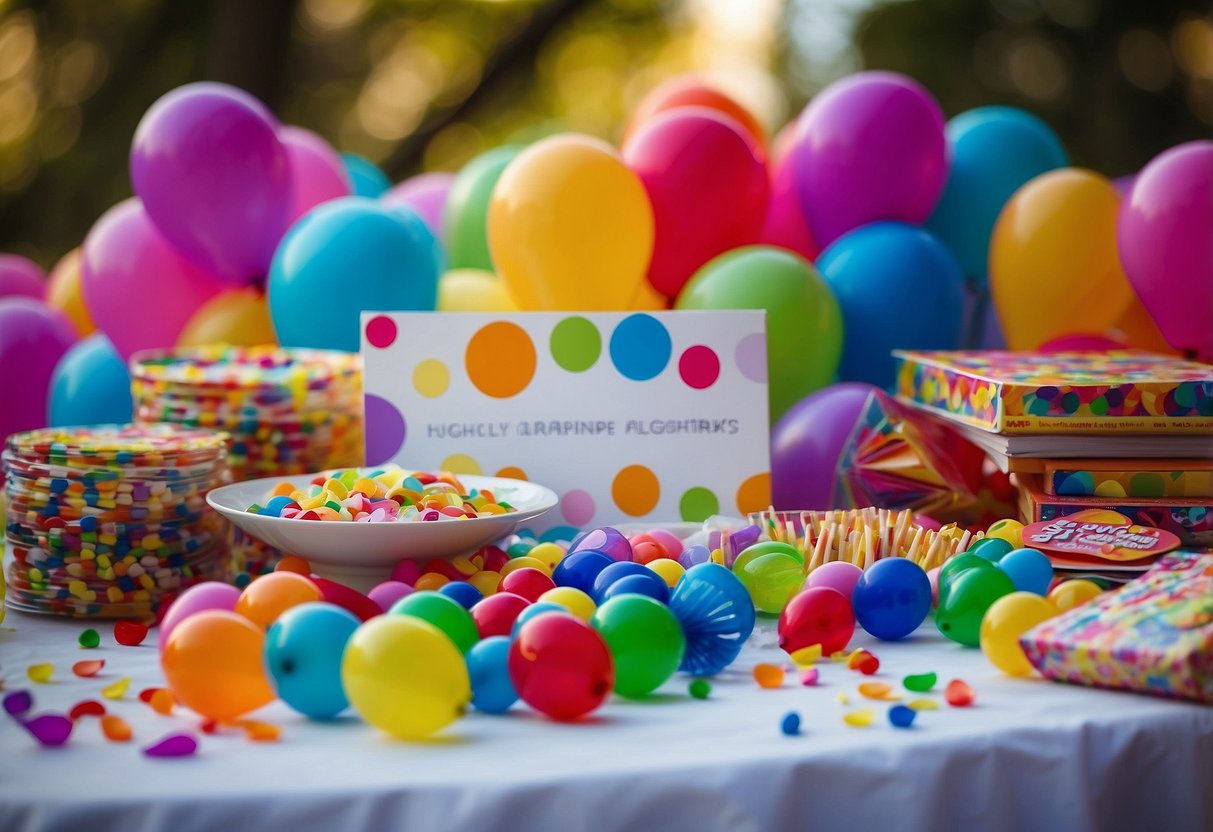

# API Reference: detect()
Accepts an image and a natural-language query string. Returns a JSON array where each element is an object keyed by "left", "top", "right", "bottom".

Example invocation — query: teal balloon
[
  {"left": 340, "top": 153, "right": 391, "bottom": 198},
  {"left": 927, "top": 107, "right": 1068, "bottom": 285},
  {"left": 47, "top": 333, "right": 132, "bottom": 426},
  {"left": 269, "top": 197, "right": 439, "bottom": 352},
  {"left": 935, "top": 566, "right": 1015, "bottom": 646},
  {"left": 265, "top": 602, "right": 360, "bottom": 719},
  {"left": 966, "top": 537, "right": 1013, "bottom": 562},
  {"left": 676, "top": 246, "right": 843, "bottom": 423},
  {"left": 445, "top": 145, "right": 523, "bottom": 271}
]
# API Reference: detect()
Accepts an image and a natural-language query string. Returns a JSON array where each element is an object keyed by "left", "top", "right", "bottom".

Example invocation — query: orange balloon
[
  {"left": 1109, "top": 298, "right": 1178, "bottom": 354},
  {"left": 627, "top": 75, "right": 766, "bottom": 152},
  {"left": 234, "top": 571, "right": 323, "bottom": 629},
  {"left": 161, "top": 610, "right": 275, "bottom": 721},
  {"left": 45, "top": 248, "right": 96, "bottom": 336},
  {"left": 177, "top": 287, "right": 277, "bottom": 348},
  {"left": 630, "top": 279, "right": 669, "bottom": 311}
]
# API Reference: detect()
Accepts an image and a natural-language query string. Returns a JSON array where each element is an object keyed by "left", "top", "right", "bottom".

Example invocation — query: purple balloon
[
  {"left": 771, "top": 382, "right": 876, "bottom": 510},
  {"left": 568, "top": 526, "right": 633, "bottom": 562},
  {"left": 131, "top": 82, "right": 292, "bottom": 284},
  {"left": 0, "top": 255, "right": 45, "bottom": 300},
  {"left": 0, "top": 297, "right": 76, "bottom": 442},
  {"left": 382, "top": 172, "right": 454, "bottom": 240},
  {"left": 792, "top": 71, "right": 947, "bottom": 249},
  {"left": 156, "top": 581, "right": 242, "bottom": 653},
  {"left": 1117, "top": 140, "right": 1213, "bottom": 359}
]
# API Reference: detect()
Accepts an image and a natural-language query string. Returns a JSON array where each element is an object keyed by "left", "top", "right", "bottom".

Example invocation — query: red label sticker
[{"left": 1022, "top": 509, "right": 1181, "bottom": 562}]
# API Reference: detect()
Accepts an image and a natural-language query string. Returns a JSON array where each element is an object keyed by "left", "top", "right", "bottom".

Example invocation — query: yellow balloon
[
  {"left": 984, "top": 519, "right": 1024, "bottom": 550},
  {"left": 499, "top": 556, "right": 552, "bottom": 577},
  {"left": 538, "top": 586, "right": 596, "bottom": 621},
  {"left": 178, "top": 288, "right": 277, "bottom": 348},
  {"left": 630, "top": 279, "right": 669, "bottom": 310},
  {"left": 341, "top": 615, "right": 470, "bottom": 740},
  {"left": 979, "top": 591, "right": 1058, "bottom": 676},
  {"left": 437, "top": 268, "right": 518, "bottom": 312},
  {"left": 1048, "top": 579, "right": 1103, "bottom": 614},
  {"left": 1109, "top": 298, "right": 1177, "bottom": 354},
  {"left": 45, "top": 248, "right": 96, "bottom": 337},
  {"left": 990, "top": 169, "right": 1134, "bottom": 350},
  {"left": 647, "top": 558, "right": 685, "bottom": 588},
  {"left": 525, "top": 542, "right": 566, "bottom": 573},
  {"left": 489, "top": 134, "right": 654, "bottom": 310}
]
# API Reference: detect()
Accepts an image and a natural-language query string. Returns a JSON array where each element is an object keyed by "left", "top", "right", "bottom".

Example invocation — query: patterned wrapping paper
[
  {"left": 892, "top": 350, "right": 1213, "bottom": 434},
  {"left": 1045, "top": 460, "right": 1213, "bottom": 498},
  {"left": 1020, "top": 550, "right": 1213, "bottom": 704}
]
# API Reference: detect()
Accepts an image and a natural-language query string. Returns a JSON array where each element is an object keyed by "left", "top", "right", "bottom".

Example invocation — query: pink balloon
[
  {"left": 382, "top": 172, "right": 454, "bottom": 240},
  {"left": 792, "top": 71, "right": 947, "bottom": 248},
  {"left": 157, "top": 581, "right": 242, "bottom": 653},
  {"left": 281, "top": 126, "right": 353, "bottom": 223},
  {"left": 1040, "top": 333, "right": 1127, "bottom": 352},
  {"left": 81, "top": 199, "right": 227, "bottom": 361},
  {"left": 0, "top": 297, "right": 76, "bottom": 441},
  {"left": 806, "top": 560, "right": 863, "bottom": 603},
  {"left": 758, "top": 126, "right": 819, "bottom": 262},
  {"left": 624, "top": 108, "right": 769, "bottom": 298},
  {"left": 1117, "top": 140, "right": 1213, "bottom": 359},
  {"left": 0, "top": 255, "right": 45, "bottom": 300}
]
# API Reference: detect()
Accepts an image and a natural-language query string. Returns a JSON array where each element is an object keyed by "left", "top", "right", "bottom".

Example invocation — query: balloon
[
  {"left": 676, "top": 246, "right": 843, "bottom": 423},
  {"left": 732, "top": 540, "right": 803, "bottom": 575},
  {"left": 438, "top": 581, "right": 483, "bottom": 610},
  {"left": 537, "top": 586, "right": 597, "bottom": 621},
  {"left": 468, "top": 636, "right": 518, "bottom": 714},
  {"left": 1048, "top": 579, "right": 1102, "bottom": 613},
  {"left": 280, "top": 126, "right": 352, "bottom": 223},
  {"left": 623, "top": 108, "right": 769, "bottom": 298},
  {"left": 935, "top": 566, "right": 1016, "bottom": 646},
  {"left": 1040, "top": 333, "right": 1126, "bottom": 352},
  {"left": 990, "top": 168, "right": 1135, "bottom": 350},
  {"left": 45, "top": 249, "right": 95, "bottom": 336},
  {"left": 1117, "top": 140, "right": 1213, "bottom": 358},
  {"left": 176, "top": 288, "right": 276, "bottom": 348},
  {"left": 599, "top": 572, "right": 670, "bottom": 605},
  {"left": 736, "top": 551, "right": 805, "bottom": 615},
  {"left": 668, "top": 562, "right": 755, "bottom": 676},
  {"left": 47, "top": 333, "right": 133, "bottom": 427},
  {"left": 591, "top": 595, "right": 686, "bottom": 698},
  {"left": 937, "top": 552, "right": 996, "bottom": 601},
  {"left": 778, "top": 586, "right": 855, "bottom": 656},
  {"left": 926, "top": 106, "right": 1068, "bottom": 284},
  {"left": 310, "top": 576, "right": 381, "bottom": 621},
  {"left": 385, "top": 171, "right": 457, "bottom": 241},
  {"left": 817, "top": 222, "right": 965, "bottom": 388},
  {"left": 157, "top": 581, "right": 242, "bottom": 653},
  {"left": 341, "top": 152, "right": 390, "bottom": 198},
  {"left": 489, "top": 135, "right": 653, "bottom": 311},
  {"left": 499, "top": 567, "right": 556, "bottom": 603},
  {"left": 341, "top": 614, "right": 470, "bottom": 739},
  {"left": 508, "top": 612, "right": 614, "bottom": 720},
  {"left": 471, "top": 592, "right": 530, "bottom": 639},
  {"left": 131, "top": 82, "right": 292, "bottom": 283},
  {"left": 510, "top": 601, "right": 567, "bottom": 637},
  {"left": 758, "top": 121, "right": 819, "bottom": 261},
  {"left": 1109, "top": 297, "right": 1176, "bottom": 354},
  {"left": 0, "top": 297, "right": 77, "bottom": 441},
  {"left": 590, "top": 561, "right": 652, "bottom": 603},
  {"left": 235, "top": 571, "right": 323, "bottom": 629},
  {"left": 997, "top": 548, "right": 1054, "bottom": 596},
  {"left": 627, "top": 75, "right": 766, "bottom": 149},
  {"left": 389, "top": 590, "right": 479, "bottom": 654},
  {"left": 792, "top": 71, "right": 947, "bottom": 248},
  {"left": 264, "top": 602, "right": 360, "bottom": 718},
  {"left": 550, "top": 549, "right": 615, "bottom": 595},
  {"left": 985, "top": 519, "right": 1025, "bottom": 550},
  {"left": 161, "top": 610, "right": 276, "bottom": 721},
  {"left": 771, "top": 382, "right": 875, "bottom": 510},
  {"left": 0, "top": 254, "right": 45, "bottom": 299},
  {"left": 268, "top": 198, "right": 439, "bottom": 352},
  {"left": 979, "top": 591, "right": 1057, "bottom": 676},
  {"left": 851, "top": 558, "right": 932, "bottom": 641},
  {"left": 630, "top": 279, "right": 669, "bottom": 311},
  {"left": 647, "top": 558, "right": 685, "bottom": 588},
  {"left": 569, "top": 527, "right": 632, "bottom": 562},
  {"left": 967, "top": 538, "right": 1013, "bottom": 562},
  {"left": 806, "top": 560, "right": 864, "bottom": 602},
  {"left": 446, "top": 147, "right": 522, "bottom": 269},
  {"left": 436, "top": 268, "right": 517, "bottom": 312}
]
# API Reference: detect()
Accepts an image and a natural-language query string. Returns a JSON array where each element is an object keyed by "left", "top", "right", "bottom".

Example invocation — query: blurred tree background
[{"left": 0, "top": 0, "right": 1208, "bottom": 268}]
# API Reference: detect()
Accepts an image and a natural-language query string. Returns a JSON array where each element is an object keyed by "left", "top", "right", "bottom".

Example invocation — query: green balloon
[
  {"left": 444, "top": 145, "right": 524, "bottom": 271},
  {"left": 676, "top": 246, "right": 843, "bottom": 423},
  {"left": 736, "top": 551, "right": 804, "bottom": 615},
  {"left": 591, "top": 595, "right": 686, "bottom": 698},
  {"left": 937, "top": 552, "right": 995, "bottom": 606},
  {"left": 934, "top": 567, "right": 1015, "bottom": 646},
  {"left": 966, "top": 537, "right": 1013, "bottom": 562},
  {"left": 389, "top": 591, "right": 479, "bottom": 655},
  {"left": 732, "top": 540, "right": 804, "bottom": 575}
]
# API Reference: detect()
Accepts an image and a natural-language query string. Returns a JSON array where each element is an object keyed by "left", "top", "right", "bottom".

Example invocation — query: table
[{"left": 2, "top": 609, "right": 1211, "bottom": 832}]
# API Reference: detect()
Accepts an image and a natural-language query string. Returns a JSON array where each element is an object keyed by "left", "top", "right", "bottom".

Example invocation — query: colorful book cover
[
  {"left": 893, "top": 350, "right": 1213, "bottom": 434},
  {"left": 1045, "top": 459, "right": 1213, "bottom": 498}
]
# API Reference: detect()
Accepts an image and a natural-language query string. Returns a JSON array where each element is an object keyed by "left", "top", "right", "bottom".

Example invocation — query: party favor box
[
  {"left": 893, "top": 350, "right": 1213, "bottom": 434},
  {"left": 1020, "top": 550, "right": 1213, "bottom": 704}
]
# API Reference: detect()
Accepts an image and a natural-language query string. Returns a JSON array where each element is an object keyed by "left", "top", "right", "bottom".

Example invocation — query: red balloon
[
  {"left": 480, "top": 545, "right": 510, "bottom": 573},
  {"left": 500, "top": 567, "right": 556, "bottom": 603},
  {"left": 778, "top": 587, "right": 855, "bottom": 657},
  {"left": 623, "top": 108, "right": 770, "bottom": 298},
  {"left": 471, "top": 591, "right": 530, "bottom": 639},
  {"left": 310, "top": 577, "right": 380, "bottom": 622},
  {"left": 508, "top": 612, "right": 614, "bottom": 720}
]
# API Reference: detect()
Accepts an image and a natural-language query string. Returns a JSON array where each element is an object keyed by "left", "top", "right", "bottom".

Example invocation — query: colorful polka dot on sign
[
  {"left": 612, "top": 464, "right": 660, "bottom": 516},
  {"left": 465, "top": 321, "right": 537, "bottom": 398},
  {"left": 679, "top": 486, "right": 719, "bottom": 522},
  {"left": 496, "top": 466, "right": 528, "bottom": 481},
  {"left": 550, "top": 316, "right": 602, "bottom": 373},
  {"left": 734, "top": 332, "right": 767, "bottom": 383},
  {"left": 560, "top": 489, "right": 596, "bottom": 527},
  {"left": 364, "top": 394, "right": 406, "bottom": 465},
  {"left": 440, "top": 453, "right": 482, "bottom": 475},
  {"left": 609, "top": 313, "right": 671, "bottom": 381},
  {"left": 365, "top": 315, "right": 398, "bottom": 349},
  {"left": 413, "top": 359, "right": 450, "bottom": 398},
  {"left": 736, "top": 472, "right": 771, "bottom": 515},
  {"left": 679, "top": 345, "right": 720, "bottom": 390}
]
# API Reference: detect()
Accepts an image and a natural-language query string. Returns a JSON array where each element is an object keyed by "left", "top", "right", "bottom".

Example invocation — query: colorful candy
[{"left": 72, "top": 660, "right": 105, "bottom": 678}]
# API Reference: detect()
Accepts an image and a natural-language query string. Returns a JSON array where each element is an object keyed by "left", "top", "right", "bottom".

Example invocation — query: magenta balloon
[
  {"left": 156, "top": 582, "right": 242, "bottom": 653},
  {"left": 758, "top": 138, "right": 819, "bottom": 262},
  {"left": 1117, "top": 140, "right": 1213, "bottom": 359},
  {"left": 280, "top": 126, "right": 353, "bottom": 223},
  {"left": 771, "top": 382, "right": 876, "bottom": 510},
  {"left": 806, "top": 561, "right": 863, "bottom": 602},
  {"left": 0, "top": 255, "right": 45, "bottom": 300},
  {"left": 131, "top": 82, "right": 292, "bottom": 284},
  {"left": 0, "top": 297, "right": 76, "bottom": 441},
  {"left": 80, "top": 199, "right": 226, "bottom": 361},
  {"left": 382, "top": 172, "right": 455, "bottom": 240},
  {"left": 1040, "top": 333, "right": 1126, "bottom": 352},
  {"left": 792, "top": 71, "right": 947, "bottom": 248}
]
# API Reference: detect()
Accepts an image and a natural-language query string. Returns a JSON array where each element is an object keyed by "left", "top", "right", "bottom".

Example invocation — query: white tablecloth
[{"left": 2, "top": 609, "right": 1211, "bottom": 832}]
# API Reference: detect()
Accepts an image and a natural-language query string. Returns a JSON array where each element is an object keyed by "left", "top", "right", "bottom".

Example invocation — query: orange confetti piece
[
  {"left": 753, "top": 663, "right": 786, "bottom": 689},
  {"left": 27, "top": 663, "right": 54, "bottom": 683},
  {"left": 241, "top": 721, "right": 281, "bottom": 742},
  {"left": 858, "top": 682, "right": 899, "bottom": 701},
  {"left": 100, "top": 714, "right": 132, "bottom": 742},
  {"left": 149, "top": 688, "right": 175, "bottom": 716},
  {"left": 101, "top": 676, "right": 131, "bottom": 700},
  {"left": 72, "top": 660, "right": 105, "bottom": 678},
  {"left": 846, "top": 649, "right": 872, "bottom": 669},
  {"left": 843, "top": 708, "right": 875, "bottom": 727},
  {"left": 945, "top": 679, "right": 975, "bottom": 707}
]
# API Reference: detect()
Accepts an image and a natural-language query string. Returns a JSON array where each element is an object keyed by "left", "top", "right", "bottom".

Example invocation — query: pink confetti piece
[
  {"left": 23, "top": 713, "right": 74, "bottom": 747},
  {"left": 799, "top": 668, "right": 820, "bottom": 686},
  {"left": 143, "top": 732, "right": 198, "bottom": 758}
]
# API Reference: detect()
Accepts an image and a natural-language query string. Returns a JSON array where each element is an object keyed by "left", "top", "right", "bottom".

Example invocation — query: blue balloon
[
  {"left": 997, "top": 548, "right": 1054, "bottom": 596},
  {"left": 438, "top": 581, "right": 484, "bottom": 610},
  {"left": 590, "top": 561, "right": 651, "bottom": 603},
  {"left": 269, "top": 198, "right": 439, "bottom": 352},
  {"left": 264, "top": 602, "right": 360, "bottom": 719},
  {"left": 47, "top": 333, "right": 132, "bottom": 427},
  {"left": 467, "top": 636, "right": 518, "bottom": 714},
  {"left": 817, "top": 222, "right": 965, "bottom": 388},
  {"left": 851, "top": 557, "right": 932, "bottom": 641},
  {"left": 340, "top": 152, "right": 391, "bottom": 198},
  {"left": 550, "top": 550, "right": 614, "bottom": 595},
  {"left": 927, "top": 107, "right": 1068, "bottom": 285},
  {"left": 668, "top": 563, "right": 755, "bottom": 676},
  {"left": 600, "top": 572, "right": 670, "bottom": 604},
  {"left": 510, "top": 601, "right": 566, "bottom": 638}
]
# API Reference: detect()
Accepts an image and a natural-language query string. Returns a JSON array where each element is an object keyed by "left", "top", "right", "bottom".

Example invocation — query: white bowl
[{"left": 207, "top": 474, "right": 558, "bottom": 591}]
